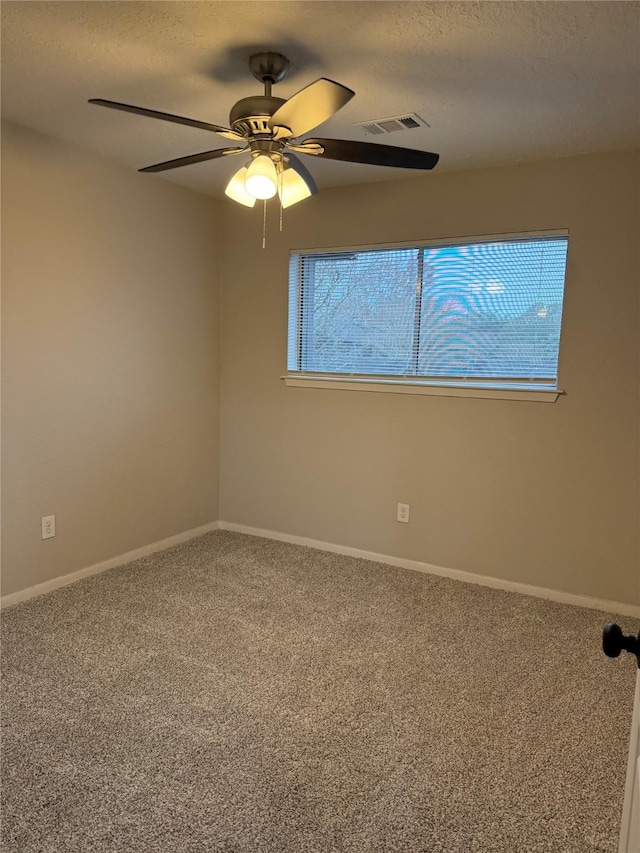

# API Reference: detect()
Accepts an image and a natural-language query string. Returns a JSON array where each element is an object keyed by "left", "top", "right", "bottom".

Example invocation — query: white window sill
[{"left": 282, "top": 374, "right": 562, "bottom": 403}]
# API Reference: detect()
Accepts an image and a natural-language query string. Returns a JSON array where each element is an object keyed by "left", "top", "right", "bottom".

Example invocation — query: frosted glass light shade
[
  {"left": 225, "top": 167, "right": 256, "bottom": 207},
  {"left": 244, "top": 155, "right": 278, "bottom": 199},
  {"left": 278, "top": 168, "right": 313, "bottom": 208}
]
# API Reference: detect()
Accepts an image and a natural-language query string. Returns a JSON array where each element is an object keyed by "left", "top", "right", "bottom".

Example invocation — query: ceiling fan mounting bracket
[{"left": 248, "top": 52, "right": 289, "bottom": 85}]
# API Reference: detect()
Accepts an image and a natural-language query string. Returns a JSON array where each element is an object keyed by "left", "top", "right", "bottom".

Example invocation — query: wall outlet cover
[
  {"left": 397, "top": 503, "right": 410, "bottom": 523},
  {"left": 42, "top": 515, "right": 56, "bottom": 539}
]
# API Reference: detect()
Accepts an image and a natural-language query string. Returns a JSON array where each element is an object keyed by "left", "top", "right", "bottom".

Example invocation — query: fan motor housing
[{"left": 229, "top": 95, "right": 286, "bottom": 137}]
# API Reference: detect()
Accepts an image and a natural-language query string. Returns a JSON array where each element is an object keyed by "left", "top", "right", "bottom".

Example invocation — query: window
[{"left": 286, "top": 231, "right": 569, "bottom": 400}]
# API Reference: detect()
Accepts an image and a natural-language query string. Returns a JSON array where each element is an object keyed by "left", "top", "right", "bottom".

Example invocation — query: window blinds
[{"left": 288, "top": 233, "right": 569, "bottom": 387}]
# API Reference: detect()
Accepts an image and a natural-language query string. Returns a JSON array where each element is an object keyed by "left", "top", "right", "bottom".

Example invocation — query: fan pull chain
[
  {"left": 262, "top": 199, "right": 267, "bottom": 249},
  {"left": 279, "top": 166, "right": 284, "bottom": 232}
]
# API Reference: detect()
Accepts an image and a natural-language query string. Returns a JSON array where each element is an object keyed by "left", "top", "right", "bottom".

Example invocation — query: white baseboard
[
  {"left": 1, "top": 521, "right": 219, "bottom": 609},
  {"left": 218, "top": 521, "right": 640, "bottom": 618},
  {"left": 4, "top": 519, "right": 637, "bottom": 619}
]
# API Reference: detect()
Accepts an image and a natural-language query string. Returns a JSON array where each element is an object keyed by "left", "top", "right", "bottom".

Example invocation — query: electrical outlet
[
  {"left": 397, "top": 503, "right": 410, "bottom": 523},
  {"left": 41, "top": 515, "right": 55, "bottom": 540}
]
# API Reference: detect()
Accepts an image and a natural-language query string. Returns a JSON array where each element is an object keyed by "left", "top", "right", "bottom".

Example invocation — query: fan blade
[
  {"left": 139, "top": 147, "right": 247, "bottom": 173},
  {"left": 268, "top": 79, "right": 354, "bottom": 139},
  {"left": 88, "top": 99, "right": 244, "bottom": 141},
  {"left": 284, "top": 153, "right": 318, "bottom": 195},
  {"left": 303, "top": 138, "right": 439, "bottom": 170}
]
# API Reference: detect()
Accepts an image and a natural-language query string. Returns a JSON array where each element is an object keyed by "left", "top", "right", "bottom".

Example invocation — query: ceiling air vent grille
[{"left": 355, "top": 113, "right": 429, "bottom": 135}]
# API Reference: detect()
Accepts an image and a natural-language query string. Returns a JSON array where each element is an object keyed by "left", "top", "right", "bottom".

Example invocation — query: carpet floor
[{"left": 1, "top": 530, "right": 636, "bottom": 852}]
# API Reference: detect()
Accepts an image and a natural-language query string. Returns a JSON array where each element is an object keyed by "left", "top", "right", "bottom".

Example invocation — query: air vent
[{"left": 355, "top": 113, "right": 429, "bottom": 135}]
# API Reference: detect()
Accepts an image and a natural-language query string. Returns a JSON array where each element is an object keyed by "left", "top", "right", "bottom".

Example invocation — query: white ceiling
[{"left": 2, "top": 1, "right": 639, "bottom": 199}]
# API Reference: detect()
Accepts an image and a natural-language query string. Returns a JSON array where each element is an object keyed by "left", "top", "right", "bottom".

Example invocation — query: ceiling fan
[{"left": 89, "top": 51, "right": 439, "bottom": 209}]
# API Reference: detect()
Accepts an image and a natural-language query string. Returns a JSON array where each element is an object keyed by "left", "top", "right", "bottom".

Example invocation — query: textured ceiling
[{"left": 2, "top": 1, "right": 639, "bottom": 199}]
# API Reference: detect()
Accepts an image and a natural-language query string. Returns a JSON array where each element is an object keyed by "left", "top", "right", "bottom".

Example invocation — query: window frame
[{"left": 283, "top": 229, "right": 569, "bottom": 402}]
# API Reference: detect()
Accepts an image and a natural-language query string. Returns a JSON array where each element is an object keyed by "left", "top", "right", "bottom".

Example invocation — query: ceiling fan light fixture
[
  {"left": 244, "top": 154, "right": 278, "bottom": 199},
  {"left": 278, "top": 167, "right": 313, "bottom": 208},
  {"left": 225, "top": 166, "right": 256, "bottom": 207},
  {"left": 90, "top": 51, "right": 439, "bottom": 213}
]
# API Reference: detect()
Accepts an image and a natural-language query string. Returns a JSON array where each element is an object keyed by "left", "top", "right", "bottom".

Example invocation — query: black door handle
[{"left": 603, "top": 623, "right": 640, "bottom": 667}]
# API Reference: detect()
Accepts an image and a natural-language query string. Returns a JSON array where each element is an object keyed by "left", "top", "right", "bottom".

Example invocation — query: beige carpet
[{"left": 1, "top": 530, "right": 636, "bottom": 852}]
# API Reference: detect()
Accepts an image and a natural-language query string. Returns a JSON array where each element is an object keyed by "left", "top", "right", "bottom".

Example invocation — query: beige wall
[
  {"left": 1, "top": 121, "right": 220, "bottom": 596},
  {"left": 3, "top": 130, "right": 638, "bottom": 607},
  {"left": 219, "top": 151, "right": 640, "bottom": 606}
]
